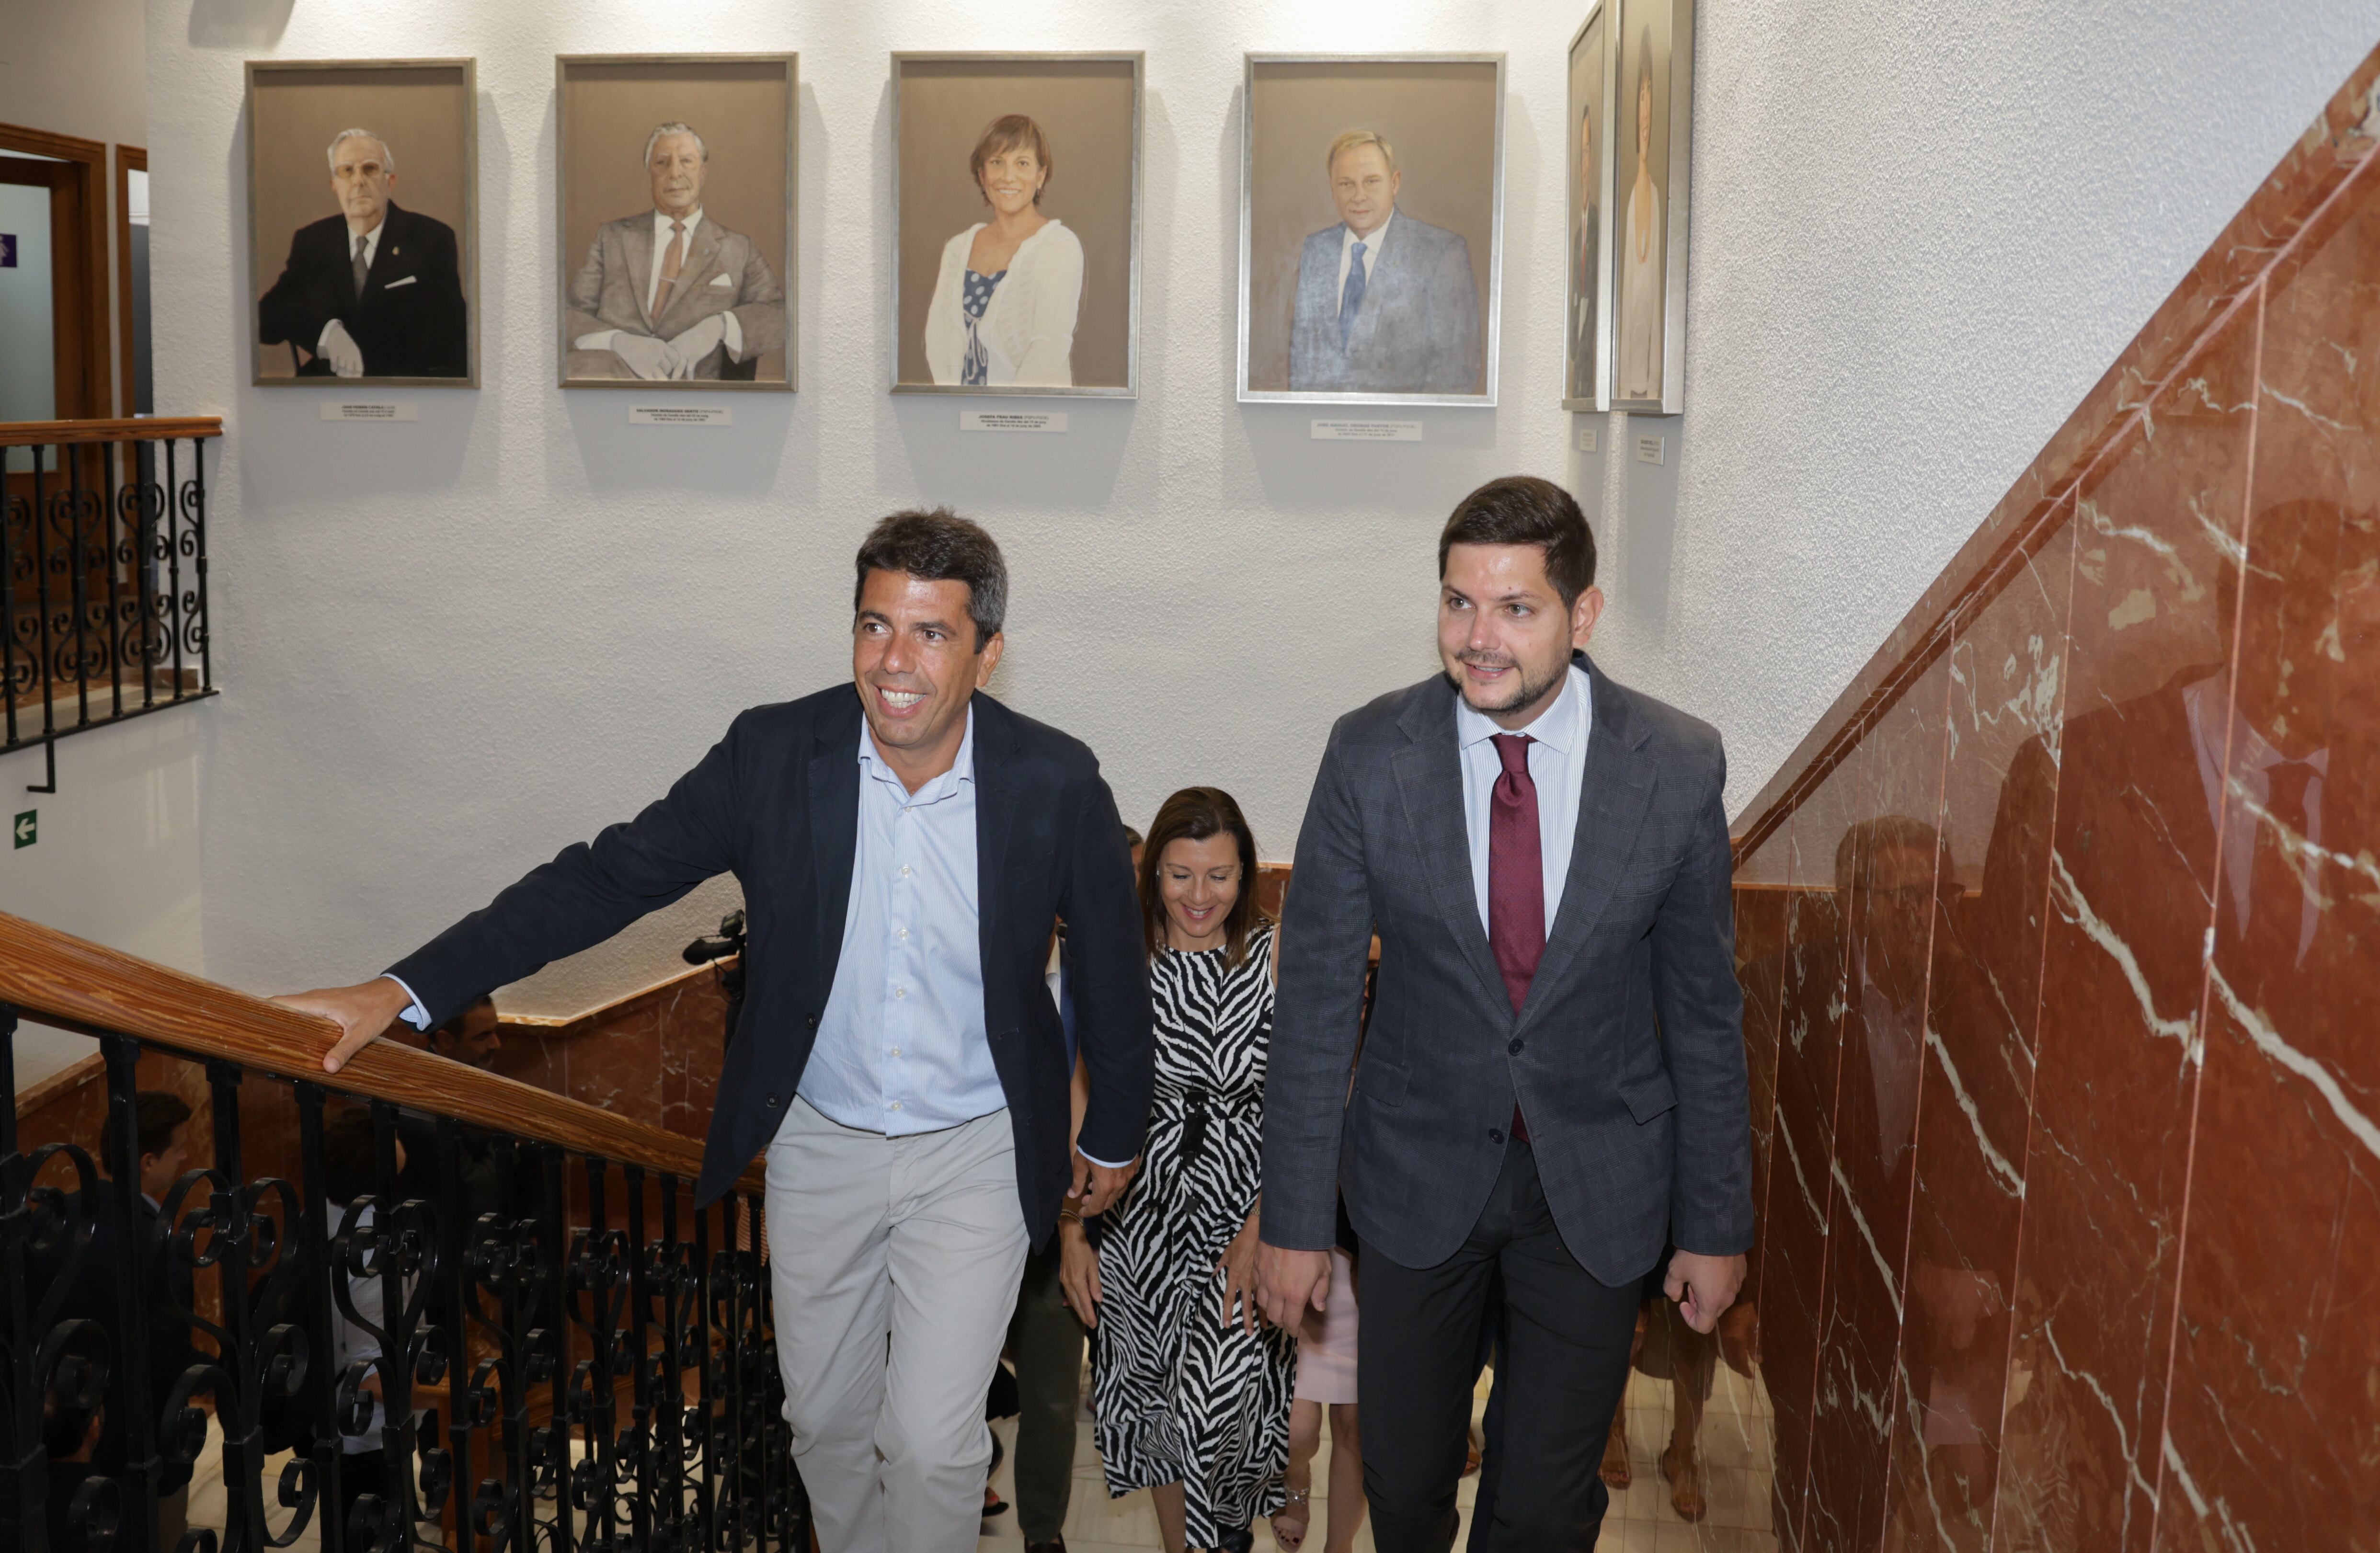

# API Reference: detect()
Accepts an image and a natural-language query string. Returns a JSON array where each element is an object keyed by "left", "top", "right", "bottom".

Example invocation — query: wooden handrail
[
  {"left": 0, "top": 910, "right": 764, "bottom": 1197},
  {"left": 0, "top": 416, "right": 224, "bottom": 448}
]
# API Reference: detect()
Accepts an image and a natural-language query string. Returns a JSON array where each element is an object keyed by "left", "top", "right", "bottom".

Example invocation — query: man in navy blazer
[
  {"left": 282, "top": 510, "right": 1153, "bottom": 1553},
  {"left": 1288, "top": 131, "right": 1483, "bottom": 396},
  {"left": 258, "top": 129, "right": 467, "bottom": 379}
]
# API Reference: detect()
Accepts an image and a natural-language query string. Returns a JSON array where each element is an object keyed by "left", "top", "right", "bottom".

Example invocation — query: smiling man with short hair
[
  {"left": 279, "top": 508, "right": 1153, "bottom": 1553},
  {"left": 1287, "top": 129, "right": 1483, "bottom": 395},
  {"left": 1258, "top": 474, "right": 1751, "bottom": 1551}
]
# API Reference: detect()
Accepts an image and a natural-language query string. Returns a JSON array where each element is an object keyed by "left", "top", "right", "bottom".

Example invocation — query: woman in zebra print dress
[{"left": 1060, "top": 786, "right": 1295, "bottom": 1552}]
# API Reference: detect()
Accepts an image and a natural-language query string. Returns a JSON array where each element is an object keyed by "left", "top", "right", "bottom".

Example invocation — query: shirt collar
[
  {"left": 857, "top": 702, "right": 977, "bottom": 804},
  {"left": 654, "top": 206, "right": 705, "bottom": 242},
  {"left": 1454, "top": 660, "right": 1586, "bottom": 756},
  {"left": 1343, "top": 208, "right": 1394, "bottom": 255}
]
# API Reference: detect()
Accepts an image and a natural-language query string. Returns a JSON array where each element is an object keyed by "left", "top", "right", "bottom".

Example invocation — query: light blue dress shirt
[
  {"left": 795, "top": 709, "right": 1006, "bottom": 1135},
  {"left": 1454, "top": 662, "right": 1594, "bottom": 937}
]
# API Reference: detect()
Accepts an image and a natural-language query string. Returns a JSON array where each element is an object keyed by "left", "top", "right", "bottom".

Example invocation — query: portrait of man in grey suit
[
  {"left": 565, "top": 122, "right": 787, "bottom": 382},
  {"left": 1287, "top": 131, "right": 1482, "bottom": 396}
]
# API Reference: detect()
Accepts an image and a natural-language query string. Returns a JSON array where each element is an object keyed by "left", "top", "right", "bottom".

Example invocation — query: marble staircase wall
[{"left": 1730, "top": 41, "right": 2380, "bottom": 1553}]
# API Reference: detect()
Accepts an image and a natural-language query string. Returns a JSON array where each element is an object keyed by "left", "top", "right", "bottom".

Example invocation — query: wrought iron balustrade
[
  {"left": 0, "top": 419, "right": 221, "bottom": 792},
  {"left": 0, "top": 911, "right": 808, "bottom": 1553}
]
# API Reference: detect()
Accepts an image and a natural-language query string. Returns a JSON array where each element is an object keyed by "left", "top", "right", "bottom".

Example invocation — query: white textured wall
[{"left": 140, "top": 0, "right": 2380, "bottom": 1015}]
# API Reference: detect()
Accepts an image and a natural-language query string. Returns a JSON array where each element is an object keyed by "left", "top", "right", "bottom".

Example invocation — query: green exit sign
[{"left": 12, "top": 810, "right": 33, "bottom": 849}]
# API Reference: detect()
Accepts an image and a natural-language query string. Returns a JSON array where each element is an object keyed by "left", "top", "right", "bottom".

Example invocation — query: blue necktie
[{"left": 1340, "top": 241, "right": 1368, "bottom": 349}]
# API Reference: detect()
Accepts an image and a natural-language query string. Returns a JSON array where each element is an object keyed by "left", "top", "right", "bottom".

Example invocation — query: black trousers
[{"left": 1357, "top": 1138, "right": 1642, "bottom": 1553}]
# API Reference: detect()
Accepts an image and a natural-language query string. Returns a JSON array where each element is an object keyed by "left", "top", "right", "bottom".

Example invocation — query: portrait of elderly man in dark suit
[
  {"left": 257, "top": 128, "right": 468, "bottom": 379},
  {"left": 566, "top": 121, "right": 787, "bottom": 381},
  {"left": 1288, "top": 130, "right": 1481, "bottom": 396}
]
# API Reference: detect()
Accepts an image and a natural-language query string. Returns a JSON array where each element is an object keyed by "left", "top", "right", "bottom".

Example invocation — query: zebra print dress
[{"left": 1092, "top": 924, "right": 1294, "bottom": 1544}]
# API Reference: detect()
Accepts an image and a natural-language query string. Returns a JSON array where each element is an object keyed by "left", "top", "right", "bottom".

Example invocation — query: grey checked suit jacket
[
  {"left": 1287, "top": 212, "right": 1482, "bottom": 396},
  {"left": 565, "top": 212, "right": 787, "bottom": 377},
  {"left": 1260, "top": 656, "right": 1752, "bottom": 1280}
]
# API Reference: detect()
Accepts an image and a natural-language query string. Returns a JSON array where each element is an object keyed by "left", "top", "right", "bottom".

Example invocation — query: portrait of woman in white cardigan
[{"left": 923, "top": 114, "right": 1085, "bottom": 387}]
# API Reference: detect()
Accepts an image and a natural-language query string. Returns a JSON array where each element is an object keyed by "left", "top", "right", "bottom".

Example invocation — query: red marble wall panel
[
  {"left": 2154, "top": 159, "right": 2380, "bottom": 1551},
  {"left": 1804, "top": 655, "right": 1953, "bottom": 1553},
  {"left": 1762, "top": 746, "right": 1865, "bottom": 1549},
  {"left": 1990, "top": 300, "right": 2259, "bottom": 1553},
  {"left": 1882, "top": 509, "right": 2078, "bottom": 1553}
]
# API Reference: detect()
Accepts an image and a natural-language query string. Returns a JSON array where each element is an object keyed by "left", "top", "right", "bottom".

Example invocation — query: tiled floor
[
  {"left": 979, "top": 1359, "right": 1780, "bottom": 1553},
  {"left": 177, "top": 1355, "right": 1779, "bottom": 1553}
]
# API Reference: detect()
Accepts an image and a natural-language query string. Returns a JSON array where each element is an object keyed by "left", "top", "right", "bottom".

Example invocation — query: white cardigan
[{"left": 922, "top": 219, "right": 1084, "bottom": 387}]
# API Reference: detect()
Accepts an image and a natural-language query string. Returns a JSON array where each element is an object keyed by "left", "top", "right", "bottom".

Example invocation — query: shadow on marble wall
[{"left": 1730, "top": 41, "right": 2380, "bottom": 1553}]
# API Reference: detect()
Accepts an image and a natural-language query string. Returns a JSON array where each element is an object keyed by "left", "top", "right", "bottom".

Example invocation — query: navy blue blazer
[{"left": 388, "top": 686, "right": 1155, "bottom": 1240}]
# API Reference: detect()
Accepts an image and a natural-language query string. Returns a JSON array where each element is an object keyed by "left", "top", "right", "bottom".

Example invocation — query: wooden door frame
[
  {"left": 115, "top": 145, "right": 146, "bottom": 418},
  {"left": 0, "top": 121, "right": 112, "bottom": 420}
]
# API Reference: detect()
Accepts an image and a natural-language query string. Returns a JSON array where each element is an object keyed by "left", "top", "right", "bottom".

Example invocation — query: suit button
[
  {"left": 1508, "top": 1039, "right": 1524, "bottom": 1054},
  {"left": 766, "top": 1095, "right": 779, "bottom": 1108},
  {"left": 1488, "top": 1128, "right": 1505, "bottom": 1145}
]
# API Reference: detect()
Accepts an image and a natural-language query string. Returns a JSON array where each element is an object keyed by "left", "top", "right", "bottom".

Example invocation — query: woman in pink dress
[{"left": 1271, "top": 1245, "right": 1364, "bottom": 1552}]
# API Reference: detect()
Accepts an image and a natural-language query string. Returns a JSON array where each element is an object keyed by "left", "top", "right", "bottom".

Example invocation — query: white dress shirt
[
  {"left": 1454, "top": 662, "right": 1594, "bottom": 937},
  {"left": 1335, "top": 208, "right": 1396, "bottom": 318}
]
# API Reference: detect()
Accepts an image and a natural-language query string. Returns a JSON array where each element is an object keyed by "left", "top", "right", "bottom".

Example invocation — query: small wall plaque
[
  {"left": 320, "top": 401, "right": 418, "bottom": 422},
  {"left": 629, "top": 406, "right": 734, "bottom": 426},
  {"left": 1310, "top": 420, "right": 1422, "bottom": 442},
  {"left": 1635, "top": 433, "right": 1666, "bottom": 466},
  {"left": 961, "top": 411, "right": 1069, "bottom": 433}
]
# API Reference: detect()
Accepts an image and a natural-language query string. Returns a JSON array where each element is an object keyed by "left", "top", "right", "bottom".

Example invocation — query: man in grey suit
[
  {"left": 1287, "top": 131, "right": 1482, "bottom": 395},
  {"left": 1257, "top": 475, "right": 1751, "bottom": 1551},
  {"left": 566, "top": 122, "right": 786, "bottom": 380}
]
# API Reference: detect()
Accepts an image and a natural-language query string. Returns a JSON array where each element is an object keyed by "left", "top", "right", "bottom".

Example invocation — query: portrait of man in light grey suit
[
  {"left": 1287, "top": 131, "right": 1481, "bottom": 396},
  {"left": 565, "top": 122, "right": 787, "bottom": 381}
]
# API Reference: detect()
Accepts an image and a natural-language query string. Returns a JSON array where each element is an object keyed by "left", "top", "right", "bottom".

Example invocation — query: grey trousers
[
  {"left": 1007, "top": 1240, "right": 1088, "bottom": 1542},
  {"left": 765, "top": 1099, "right": 1030, "bottom": 1553}
]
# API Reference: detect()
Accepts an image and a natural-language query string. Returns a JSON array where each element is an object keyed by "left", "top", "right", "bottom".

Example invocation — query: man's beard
[{"left": 1445, "top": 651, "right": 1568, "bottom": 717}]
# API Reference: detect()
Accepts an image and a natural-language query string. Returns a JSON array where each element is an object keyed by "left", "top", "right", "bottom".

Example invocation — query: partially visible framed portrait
[
  {"left": 891, "top": 53, "right": 1142, "bottom": 398},
  {"left": 1610, "top": 0, "right": 1693, "bottom": 413},
  {"left": 557, "top": 54, "right": 796, "bottom": 391},
  {"left": 246, "top": 59, "right": 477, "bottom": 388},
  {"left": 1563, "top": 8, "right": 1614, "bottom": 412},
  {"left": 1239, "top": 54, "right": 1505, "bottom": 406}
]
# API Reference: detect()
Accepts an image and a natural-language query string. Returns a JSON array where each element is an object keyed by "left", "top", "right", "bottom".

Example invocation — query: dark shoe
[
  {"left": 1025, "top": 1540, "right": 1067, "bottom": 1553},
  {"left": 1216, "top": 1527, "right": 1255, "bottom": 1553}
]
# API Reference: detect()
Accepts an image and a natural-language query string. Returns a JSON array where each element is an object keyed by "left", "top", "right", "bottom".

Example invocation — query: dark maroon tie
[{"left": 1489, "top": 734, "right": 1542, "bottom": 1142}]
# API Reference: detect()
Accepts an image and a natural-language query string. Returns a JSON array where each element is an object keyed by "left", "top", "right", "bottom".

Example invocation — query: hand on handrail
[{"left": 270, "top": 978, "right": 414, "bottom": 1074}]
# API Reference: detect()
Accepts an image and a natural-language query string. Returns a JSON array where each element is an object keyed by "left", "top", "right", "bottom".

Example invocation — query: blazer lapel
[
  {"left": 1391, "top": 684, "right": 1510, "bottom": 1015},
  {"left": 969, "top": 694, "right": 1015, "bottom": 1000},
  {"left": 627, "top": 219, "right": 658, "bottom": 330},
  {"left": 808, "top": 699, "right": 863, "bottom": 989},
  {"left": 1525, "top": 662, "right": 1656, "bottom": 1018}
]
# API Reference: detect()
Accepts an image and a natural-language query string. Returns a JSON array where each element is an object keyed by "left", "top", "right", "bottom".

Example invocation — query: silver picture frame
[
  {"left": 889, "top": 51, "right": 1144, "bottom": 399},
  {"left": 245, "top": 58, "right": 480, "bottom": 389},
  {"left": 1237, "top": 52, "right": 1507, "bottom": 408},
  {"left": 554, "top": 53, "right": 799, "bottom": 392},
  {"left": 1562, "top": 6, "right": 1615, "bottom": 413},
  {"left": 1609, "top": 0, "right": 1693, "bottom": 415}
]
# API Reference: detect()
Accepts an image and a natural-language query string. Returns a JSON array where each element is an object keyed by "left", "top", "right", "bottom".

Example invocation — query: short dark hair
[
  {"left": 137, "top": 1091, "right": 193, "bottom": 1162},
  {"left": 1138, "top": 787, "right": 1267, "bottom": 970},
  {"left": 1437, "top": 476, "right": 1598, "bottom": 609},
  {"left": 1122, "top": 825, "right": 1144, "bottom": 851},
  {"left": 432, "top": 994, "right": 496, "bottom": 1045},
  {"left": 853, "top": 508, "right": 1008, "bottom": 651}
]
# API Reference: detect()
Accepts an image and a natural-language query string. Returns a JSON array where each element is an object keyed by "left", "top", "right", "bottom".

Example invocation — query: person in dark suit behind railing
[
  {"left": 1287, "top": 131, "right": 1482, "bottom": 397},
  {"left": 257, "top": 129, "right": 468, "bottom": 379},
  {"left": 23, "top": 1090, "right": 209, "bottom": 1553}
]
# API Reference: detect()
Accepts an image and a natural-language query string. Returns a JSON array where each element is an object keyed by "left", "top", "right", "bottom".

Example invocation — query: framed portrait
[
  {"left": 246, "top": 59, "right": 478, "bottom": 388},
  {"left": 891, "top": 53, "right": 1143, "bottom": 398},
  {"left": 1563, "top": 8, "right": 1614, "bottom": 412},
  {"left": 1239, "top": 54, "right": 1505, "bottom": 407},
  {"left": 556, "top": 54, "right": 797, "bottom": 391},
  {"left": 1609, "top": 0, "right": 1693, "bottom": 413}
]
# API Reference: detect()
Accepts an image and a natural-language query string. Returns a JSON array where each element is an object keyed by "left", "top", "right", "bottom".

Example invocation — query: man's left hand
[
  {"left": 664, "top": 315, "right": 729, "bottom": 377},
  {"left": 1069, "top": 1150, "right": 1138, "bottom": 1216},
  {"left": 1664, "top": 1249, "right": 1748, "bottom": 1334}
]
